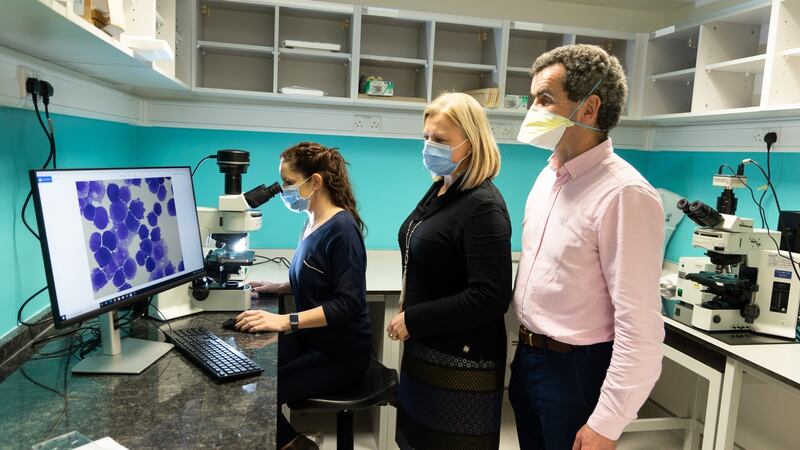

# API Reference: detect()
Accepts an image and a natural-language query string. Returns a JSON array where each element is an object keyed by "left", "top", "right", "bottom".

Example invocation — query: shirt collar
[{"left": 547, "top": 138, "right": 614, "bottom": 180}]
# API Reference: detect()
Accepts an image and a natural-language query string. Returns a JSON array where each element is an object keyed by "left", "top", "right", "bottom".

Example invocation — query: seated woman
[{"left": 234, "top": 142, "right": 371, "bottom": 450}]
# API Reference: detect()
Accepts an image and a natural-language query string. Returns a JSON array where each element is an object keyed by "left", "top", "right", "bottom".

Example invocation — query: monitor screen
[{"left": 30, "top": 167, "right": 206, "bottom": 328}]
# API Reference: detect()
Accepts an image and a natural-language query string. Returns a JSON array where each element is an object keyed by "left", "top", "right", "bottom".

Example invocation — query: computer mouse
[{"left": 222, "top": 318, "right": 239, "bottom": 331}]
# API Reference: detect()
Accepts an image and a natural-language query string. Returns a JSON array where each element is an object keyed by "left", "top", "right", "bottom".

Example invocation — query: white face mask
[{"left": 517, "top": 79, "right": 605, "bottom": 151}]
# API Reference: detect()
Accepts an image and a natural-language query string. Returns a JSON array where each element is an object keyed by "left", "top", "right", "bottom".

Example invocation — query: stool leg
[{"left": 337, "top": 410, "right": 354, "bottom": 450}]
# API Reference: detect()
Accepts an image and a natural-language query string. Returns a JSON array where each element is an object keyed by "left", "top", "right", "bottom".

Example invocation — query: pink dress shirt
[{"left": 513, "top": 138, "right": 665, "bottom": 440}]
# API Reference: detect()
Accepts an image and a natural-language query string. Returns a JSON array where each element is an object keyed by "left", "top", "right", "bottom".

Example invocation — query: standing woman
[
  {"left": 386, "top": 93, "right": 513, "bottom": 449},
  {"left": 235, "top": 142, "right": 371, "bottom": 450}
]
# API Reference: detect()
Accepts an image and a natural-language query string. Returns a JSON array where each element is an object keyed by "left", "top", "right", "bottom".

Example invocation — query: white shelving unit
[
  {"left": 763, "top": 0, "right": 800, "bottom": 107},
  {"left": 692, "top": 3, "right": 772, "bottom": 112},
  {"left": 195, "top": 1, "right": 276, "bottom": 93},
  {"left": 504, "top": 23, "right": 572, "bottom": 110},
  {"left": 431, "top": 20, "right": 502, "bottom": 99},
  {"left": 643, "top": 26, "right": 699, "bottom": 116}
]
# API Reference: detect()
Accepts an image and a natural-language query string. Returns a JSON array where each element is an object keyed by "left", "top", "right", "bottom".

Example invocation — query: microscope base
[
  {"left": 149, "top": 283, "right": 204, "bottom": 320},
  {"left": 672, "top": 302, "right": 694, "bottom": 326},
  {"left": 691, "top": 306, "right": 751, "bottom": 332},
  {"left": 192, "top": 286, "right": 252, "bottom": 312}
]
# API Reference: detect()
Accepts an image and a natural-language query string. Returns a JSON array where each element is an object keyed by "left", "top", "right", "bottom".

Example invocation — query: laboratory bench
[{"left": 0, "top": 297, "right": 280, "bottom": 450}]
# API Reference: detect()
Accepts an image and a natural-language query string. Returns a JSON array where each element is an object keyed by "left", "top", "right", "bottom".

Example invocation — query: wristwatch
[{"left": 289, "top": 313, "right": 299, "bottom": 332}]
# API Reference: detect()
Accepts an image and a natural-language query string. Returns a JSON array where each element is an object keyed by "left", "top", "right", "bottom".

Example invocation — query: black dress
[{"left": 395, "top": 178, "right": 512, "bottom": 450}]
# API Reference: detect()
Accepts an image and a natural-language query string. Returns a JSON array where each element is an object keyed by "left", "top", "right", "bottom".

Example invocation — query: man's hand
[{"left": 572, "top": 424, "right": 616, "bottom": 450}]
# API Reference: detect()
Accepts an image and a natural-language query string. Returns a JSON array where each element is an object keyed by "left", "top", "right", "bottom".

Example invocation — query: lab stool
[{"left": 289, "top": 358, "right": 398, "bottom": 450}]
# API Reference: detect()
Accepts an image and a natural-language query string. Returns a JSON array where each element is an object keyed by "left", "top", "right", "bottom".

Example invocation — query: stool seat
[
  {"left": 289, "top": 358, "right": 398, "bottom": 450},
  {"left": 289, "top": 358, "right": 398, "bottom": 412}
]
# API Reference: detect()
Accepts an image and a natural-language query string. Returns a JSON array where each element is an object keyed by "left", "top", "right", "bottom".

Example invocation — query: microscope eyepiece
[
  {"left": 689, "top": 201, "right": 724, "bottom": 228},
  {"left": 244, "top": 182, "right": 282, "bottom": 208}
]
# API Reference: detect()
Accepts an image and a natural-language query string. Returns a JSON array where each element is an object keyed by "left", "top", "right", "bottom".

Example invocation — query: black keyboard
[{"left": 168, "top": 327, "right": 263, "bottom": 382}]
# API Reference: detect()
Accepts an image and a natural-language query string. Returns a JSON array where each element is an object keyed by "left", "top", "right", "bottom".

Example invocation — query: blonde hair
[{"left": 424, "top": 93, "right": 501, "bottom": 191}]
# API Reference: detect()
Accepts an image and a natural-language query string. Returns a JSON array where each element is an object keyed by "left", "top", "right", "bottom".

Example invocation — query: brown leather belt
[{"left": 518, "top": 325, "right": 574, "bottom": 353}]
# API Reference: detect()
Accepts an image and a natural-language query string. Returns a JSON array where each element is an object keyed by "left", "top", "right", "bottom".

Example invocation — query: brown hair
[{"left": 280, "top": 142, "right": 366, "bottom": 234}]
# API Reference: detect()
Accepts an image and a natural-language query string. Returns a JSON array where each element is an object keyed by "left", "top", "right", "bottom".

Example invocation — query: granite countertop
[{"left": 0, "top": 297, "right": 279, "bottom": 450}]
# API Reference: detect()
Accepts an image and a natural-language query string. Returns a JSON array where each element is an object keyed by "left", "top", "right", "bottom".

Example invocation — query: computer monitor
[{"left": 30, "top": 166, "right": 206, "bottom": 374}]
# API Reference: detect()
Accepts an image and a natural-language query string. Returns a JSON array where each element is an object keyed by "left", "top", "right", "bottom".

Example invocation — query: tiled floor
[{"left": 292, "top": 399, "right": 686, "bottom": 450}]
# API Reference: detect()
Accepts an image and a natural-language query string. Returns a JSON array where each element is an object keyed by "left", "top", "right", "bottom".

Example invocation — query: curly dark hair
[
  {"left": 531, "top": 44, "right": 627, "bottom": 133},
  {"left": 281, "top": 142, "right": 366, "bottom": 234}
]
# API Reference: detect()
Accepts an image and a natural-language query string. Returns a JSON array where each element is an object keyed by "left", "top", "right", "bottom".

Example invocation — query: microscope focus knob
[
  {"left": 713, "top": 315, "right": 721, "bottom": 324},
  {"left": 192, "top": 278, "right": 210, "bottom": 301}
]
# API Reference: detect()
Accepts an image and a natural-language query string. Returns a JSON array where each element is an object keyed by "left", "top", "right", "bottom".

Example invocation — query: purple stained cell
[
  {"left": 139, "top": 238, "right": 152, "bottom": 255},
  {"left": 138, "top": 224, "right": 149, "bottom": 240},
  {"left": 94, "top": 247, "right": 112, "bottom": 267},
  {"left": 152, "top": 241, "right": 165, "bottom": 261},
  {"left": 167, "top": 199, "right": 176, "bottom": 217},
  {"left": 91, "top": 268, "right": 107, "bottom": 292},
  {"left": 129, "top": 199, "right": 145, "bottom": 220},
  {"left": 107, "top": 183, "right": 120, "bottom": 202},
  {"left": 164, "top": 262, "right": 176, "bottom": 276},
  {"left": 109, "top": 201, "right": 127, "bottom": 223},
  {"left": 119, "top": 185, "right": 131, "bottom": 203},
  {"left": 114, "top": 222, "right": 130, "bottom": 241},
  {"left": 145, "top": 257, "right": 156, "bottom": 273},
  {"left": 103, "top": 259, "right": 119, "bottom": 279},
  {"left": 150, "top": 267, "right": 164, "bottom": 281},
  {"left": 178, "top": 260, "right": 184, "bottom": 272},
  {"left": 153, "top": 202, "right": 162, "bottom": 216},
  {"left": 129, "top": 178, "right": 142, "bottom": 186},
  {"left": 78, "top": 196, "right": 91, "bottom": 211},
  {"left": 135, "top": 250, "right": 146, "bottom": 266},
  {"left": 147, "top": 212, "right": 158, "bottom": 227},
  {"left": 93, "top": 206, "right": 109, "bottom": 230},
  {"left": 102, "top": 230, "right": 117, "bottom": 251},
  {"left": 156, "top": 185, "right": 167, "bottom": 201},
  {"left": 119, "top": 283, "right": 132, "bottom": 291},
  {"left": 112, "top": 247, "right": 128, "bottom": 266},
  {"left": 113, "top": 269, "right": 126, "bottom": 287},
  {"left": 88, "top": 181, "right": 106, "bottom": 202},
  {"left": 123, "top": 258, "right": 137, "bottom": 279},
  {"left": 76, "top": 181, "right": 89, "bottom": 198},
  {"left": 82, "top": 203, "right": 96, "bottom": 221},
  {"left": 124, "top": 212, "right": 140, "bottom": 233},
  {"left": 147, "top": 180, "right": 159, "bottom": 194},
  {"left": 150, "top": 227, "right": 161, "bottom": 242},
  {"left": 89, "top": 232, "right": 102, "bottom": 252}
]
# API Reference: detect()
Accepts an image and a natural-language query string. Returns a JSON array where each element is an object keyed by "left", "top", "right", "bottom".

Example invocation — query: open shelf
[
  {"left": 507, "top": 28, "right": 567, "bottom": 68},
  {"left": 278, "top": 48, "right": 350, "bottom": 63},
  {"left": 433, "top": 61, "right": 496, "bottom": 74},
  {"left": 198, "top": 50, "right": 273, "bottom": 93},
  {"left": 433, "top": 22, "right": 501, "bottom": 66},
  {"left": 706, "top": 54, "right": 766, "bottom": 73},
  {"left": 360, "top": 15, "right": 430, "bottom": 60},
  {"left": 506, "top": 66, "right": 531, "bottom": 74},
  {"left": 360, "top": 54, "right": 426, "bottom": 69},
  {"left": 359, "top": 63, "right": 427, "bottom": 100},
  {"left": 278, "top": 59, "right": 350, "bottom": 98},
  {"left": 199, "top": 1, "right": 275, "bottom": 47},
  {"left": 197, "top": 40, "right": 274, "bottom": 56},
  {"left": 279, "top": 7, "right": 353, "bottom": 54},
  {"left": 651, "top": 68, "right": 696, "bottom": 82}
]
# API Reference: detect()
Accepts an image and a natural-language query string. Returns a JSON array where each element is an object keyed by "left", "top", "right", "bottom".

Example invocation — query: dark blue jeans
[{"left": 508, "top": 340, "right": 613, "bottom": 450}]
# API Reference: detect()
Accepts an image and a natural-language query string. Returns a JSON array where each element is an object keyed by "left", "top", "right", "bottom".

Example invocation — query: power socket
[
  {"left": 753, "top": 127, "right": 779, "bottom": 146},
  {"left": 490, "top": 121, "right": 515, "bottom": 139},
  {"left": 17, "top": 65, "right": 42, "bottom": 99},
  {"left": 353, "top": 115, "right": 381, "bottom": 131}
]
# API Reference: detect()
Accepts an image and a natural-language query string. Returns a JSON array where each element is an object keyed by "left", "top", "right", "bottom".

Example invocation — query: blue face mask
[
  {"left": 422, "top": 139, "right": 470, "bottom": 177},
  {"left": 280, "top": 177, "right": 313, "bottom": 213}
]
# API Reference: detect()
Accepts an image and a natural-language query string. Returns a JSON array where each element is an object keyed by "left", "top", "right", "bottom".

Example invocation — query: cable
[
  {"left": 17, "top": 286, "right": 53, "bottom": 327},
  {"left": 20, "top": 94, "right": 57, "bottom": 242},
  {"left": 253, "top": 255, "right": 291, "bottom": 269},
  {"left": 192, "top": 154, "right": 218, "bottom": 177}
]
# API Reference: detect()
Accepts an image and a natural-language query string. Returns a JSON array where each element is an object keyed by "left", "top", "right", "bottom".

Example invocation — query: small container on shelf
[
  {"left": 362, "top": 77, "right": 395, "bottom": 96},
  {"left": 504, "top": 94, "right": 529, "bottom": 110}
]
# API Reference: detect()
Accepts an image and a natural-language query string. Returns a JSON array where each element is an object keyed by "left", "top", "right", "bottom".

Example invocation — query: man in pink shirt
[{"left": 510, "top": 45, "right": 665, "bottom": 450}]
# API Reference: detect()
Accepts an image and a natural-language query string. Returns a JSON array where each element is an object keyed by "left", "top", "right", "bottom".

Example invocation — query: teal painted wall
[
  {"left": 1, "top": 106, "right": 136, "bottom": 340},
  {"left": 646, "top": 150, "right": 799, "bottom": 263}
]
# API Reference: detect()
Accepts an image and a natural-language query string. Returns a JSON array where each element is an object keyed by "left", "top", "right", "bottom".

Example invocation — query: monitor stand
[{"left": 72, "top": 311, "right": 173, "bottom": 375}]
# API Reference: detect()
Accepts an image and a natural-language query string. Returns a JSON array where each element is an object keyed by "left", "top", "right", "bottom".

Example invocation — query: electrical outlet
[
  {"left": 17, "top": 65, "right": 41, "bottom": 98},
  {"left": 490, "top": 121, "right": 515, "bottom": 139},
  {"left": 752, "top": 127, "right": 779, "bottom": 146},
  {"left": 353, "top": 115, "right": 381, "bottom": 131}
]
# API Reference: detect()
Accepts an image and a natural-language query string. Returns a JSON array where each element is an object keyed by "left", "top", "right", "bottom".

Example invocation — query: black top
[
  {"left": 289, "top": 211, "right": 371, "bottom": 354},
  {"left": 399, "top": 178, "right": 512, "bottom": 360}
]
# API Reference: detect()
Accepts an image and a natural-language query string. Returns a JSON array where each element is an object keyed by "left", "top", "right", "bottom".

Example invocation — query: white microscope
[
  {"left": 150, "top": 150, "right": 281, "bottom": 320},
  {"left": 675, "top": 174, "right": 800, "bottom": 339}
]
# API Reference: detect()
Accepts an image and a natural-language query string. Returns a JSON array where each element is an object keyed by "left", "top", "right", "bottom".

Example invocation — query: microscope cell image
[{"left": 77, "top": 177, "right": 185, "bottom": 298}]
